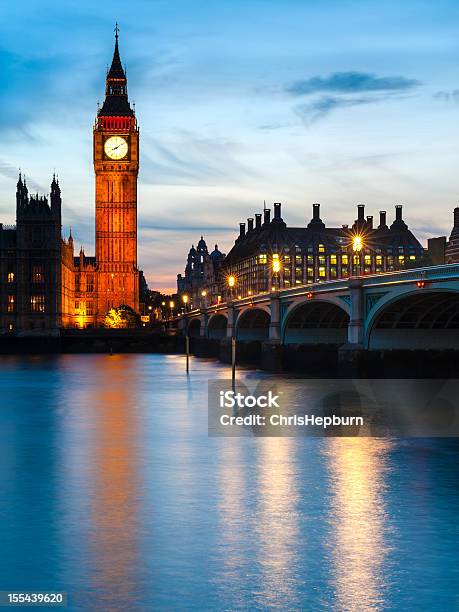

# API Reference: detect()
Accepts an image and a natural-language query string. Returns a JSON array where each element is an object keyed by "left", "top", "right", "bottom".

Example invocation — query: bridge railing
[{"left": 184, "top": 263, "right": 459, "bottom": 316}]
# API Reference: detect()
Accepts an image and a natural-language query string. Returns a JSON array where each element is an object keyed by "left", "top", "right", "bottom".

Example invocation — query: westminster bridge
[{"left": 179, "top": 264, "right": 459, "bottom": 371}]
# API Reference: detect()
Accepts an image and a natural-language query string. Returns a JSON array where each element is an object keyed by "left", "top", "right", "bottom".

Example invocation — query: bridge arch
[
  {"left": 187, "top": 317, "right": 201, "bottom": 337},
  {"left": 282, "top": 299, "right": 349, "bottom": 345},
  {"left": 366, "top": 289, "right": 459, "bottom": 350},
  {"left": 208, "top": 313, "right": 227, "bottom": 339},
  {"left": 236, "top": 307, "right": 270, "bottom": 341}
]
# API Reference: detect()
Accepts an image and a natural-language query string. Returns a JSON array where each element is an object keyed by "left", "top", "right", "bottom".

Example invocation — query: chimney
[
  {"left": 255, "top": 213, "right": 262, "bottom": 229},
  {"left": 239, "top": 222, "right": 246, "bottom": 237},
  {"left": 366, "top": 215, "right": 373, "bottom": 229},
  {"left": 379, "top": 210, "right": 387, "bottom": 229},
  {"left": 454, "top": 207, "right": 459, "bottom": 228},
  {"left": 357, "top": 204, "right": 365, "bottom": 222},
  {"left": 274, "top": 202, "right": 281, "bottom": 219},
  {"left": 391, "top": 204, "right": 407, "bottom": 229},
  {"left": 263, "top": 209, "right": 271, "bottom": 225},
  {"left": 308, "top": 203, "right": 325, "bottom": 229},
  {"left": 247, "top": 218, "right": 254, "bottom": 232}
]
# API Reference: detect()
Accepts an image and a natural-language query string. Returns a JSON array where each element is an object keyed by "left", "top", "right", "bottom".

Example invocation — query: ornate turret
[{"left": 50, "top": 173, "right": 61, "bottom": 214}]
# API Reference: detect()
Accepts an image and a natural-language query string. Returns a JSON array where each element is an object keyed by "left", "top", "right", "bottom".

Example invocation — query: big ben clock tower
[{"left": 94, "top": 25, "right": 139, "bottom": 320}]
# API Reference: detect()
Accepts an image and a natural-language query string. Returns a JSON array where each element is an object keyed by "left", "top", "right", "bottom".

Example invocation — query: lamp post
[
  {"left": 272, "top": 254, "right": 280, "bottom": 291},
  {"left": 352, "top": 235, "right": 364, "bottom": 276},
  {"left": 227, "top": 275, "right": 237, "bottom": 388}
]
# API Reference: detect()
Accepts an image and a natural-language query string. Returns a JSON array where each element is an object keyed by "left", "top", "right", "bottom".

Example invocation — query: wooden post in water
[
  {"left": 186, "top": 335, "right": 190, "bottom": 373},
  {"left": 231, "top": 336, "right": 236, "bottom": 389}
]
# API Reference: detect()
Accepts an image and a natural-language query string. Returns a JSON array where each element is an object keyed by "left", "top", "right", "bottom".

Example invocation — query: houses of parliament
[{"left": 0, "top": 29, "right": 141, "bottom": 332}]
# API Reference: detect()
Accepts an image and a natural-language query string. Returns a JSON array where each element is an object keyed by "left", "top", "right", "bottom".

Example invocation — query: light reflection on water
[
  {"left": 0, "top": 354, "right": 458, "bottom": 611},
  {"left": 324, "top": 439, "right": 392, "bottom": 612}
]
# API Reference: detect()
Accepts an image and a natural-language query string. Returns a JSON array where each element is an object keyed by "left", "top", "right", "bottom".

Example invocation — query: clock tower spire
[{"left": 93, "top": 25, "right": 139, "bottom": 322}]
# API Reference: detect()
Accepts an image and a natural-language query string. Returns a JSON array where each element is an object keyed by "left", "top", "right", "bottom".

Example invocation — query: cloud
[
  {"left": 287, "top": 71, "right": 420, "bottom": 96},
  {"left": 295, "top": 95, "right": 377, "bottom": 125},
  {"left": 0, "top": 160, "right": 46, "bottom": 193},
  {"left": 434, "top": 90, "right": 459, "bottom": 103}
]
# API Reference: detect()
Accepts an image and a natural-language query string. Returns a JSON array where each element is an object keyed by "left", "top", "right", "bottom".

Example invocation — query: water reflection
[
  {"left": 85, "top": 356, "right": 142, "bottom": 608},
  {"left": 254, "top": 438, "right": 300, "bottom": 609},
  {"left": 324, "top": 439, "right": 393, "bottom": 612}
]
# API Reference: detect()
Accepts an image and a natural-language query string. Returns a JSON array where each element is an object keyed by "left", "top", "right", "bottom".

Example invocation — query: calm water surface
[{"left": 0, "top": 354, "right": 458, "bottom": 611}]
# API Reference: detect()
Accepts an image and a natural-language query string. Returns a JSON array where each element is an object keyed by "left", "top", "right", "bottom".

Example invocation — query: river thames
[{"left": 0, "top": 354, "right": 458, "bottom": 611}]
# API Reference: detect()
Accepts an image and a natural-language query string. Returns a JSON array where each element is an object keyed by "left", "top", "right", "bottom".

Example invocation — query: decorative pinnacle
[{"left": 115, "top": 22, "right": 119, "bottom": 42}]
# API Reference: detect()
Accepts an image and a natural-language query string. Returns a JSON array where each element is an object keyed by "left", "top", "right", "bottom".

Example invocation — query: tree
[{"left": 104, "top": 305, "right": 139, "bottom": 329}]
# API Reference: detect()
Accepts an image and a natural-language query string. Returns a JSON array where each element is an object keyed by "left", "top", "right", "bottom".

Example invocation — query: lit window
[
  {"left": 7, "top": 295, "right": 14, "bottom": 313},
  {"left": 398, "top": 255, "right": 405, "bottom": 265},
  {"left": 319, "top": 266, "right": 326, "bottom": 277},
  {"left": 86, "top": 275, "right": 94, "bottom": 292},
  {"left": 32, "top": 265, "right": 44, "bottom": 283},
  {"left": 376, "top": 255, "right": 382, "bottom": 265},
  {"left": 318, "top": 244, "right": 325, "bottom": 253},
  {"left": 307, "top": 267, "right": 314, "bottom": 277},
  {"left": 7, "top": 272, "right": 14, "bottom": 283},
  {"left": 409, "top": 255, "right": 416, "bottom": 261},
  {"left": 307, "top": 255, "right": 314, "bottom": 264},
  {"left": 31, "top": 295, "right": 45, "bottom": 313},
  {"left": 86, "top": 302, "right": 94, "bottom": 316},
  {"left": 319, "top": 255, "right": 325, "bottom": 265},
  {"left": 364, "top": 255, "right": 371, "bottom": 265},
  {"left": 258, "top": 254, "right": 267, "bottom": 264},
  {"left": 295, "top": 267, "right": 302, "bottom": 276},
  {"left": 342, "top": 255, "right": 348, "bottom": 265},
  {"left": 295, "top": 255, "right": 302, "bottom": 264},
  {"left": 330, "top": 254, "right": 337, "bottom": 265},
  {"left": 284, "top": 255, "right": 291, "bottom": 264}
]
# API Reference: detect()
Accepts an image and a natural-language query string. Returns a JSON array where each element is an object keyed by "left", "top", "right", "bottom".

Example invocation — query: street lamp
[
  {"left": 182, "top": 294, "right": 189, "bottom": 313},
  {"left": 272, "top": 254, "right": 280, "bottom": 291},
  {"left": 352, "top": 234, "right": 364, "bottom": 276},
  {"left": 227, "top": 275, "right": 236, "bottom": 301}
]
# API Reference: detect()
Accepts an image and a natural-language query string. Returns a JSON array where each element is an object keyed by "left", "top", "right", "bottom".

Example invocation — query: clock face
[{"left": 104, "top": 136, "right": 128, "bottom": 160}]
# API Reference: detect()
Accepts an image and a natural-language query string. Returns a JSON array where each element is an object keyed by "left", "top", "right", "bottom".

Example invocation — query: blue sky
[{"left": 1, "top": 0, "right": 459, "bottom": 291}]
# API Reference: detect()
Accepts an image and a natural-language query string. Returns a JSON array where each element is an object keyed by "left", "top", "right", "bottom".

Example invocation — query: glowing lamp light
[
  {"left": 272, "top": 254, "right": 281, "bottom": 273},
  {"left": 161, "top": 301, "right": 166, "bottom": 306},
  {"left": 169, "top": 300, "right": 175, "bottom": 309},
  {"left": 352, "top": 235, "right": 363, "bottom": 252},
  {"left": 201, "top": 290, "right": 207, "bottom": 297},
  {"left": 182, "top": 294, "right": 189, "bottom": 304},
  {"left": 228, "top": 275, "right": 236, "bottom": 288},
  {"left": 307, "top": 291, "right": 314, "bottom": 299},
  {"left": 416, "top": 281, "right": 426, "bottom": 288}
]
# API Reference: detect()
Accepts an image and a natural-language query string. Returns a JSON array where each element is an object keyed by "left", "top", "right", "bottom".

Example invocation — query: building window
[
  {"left": 75, "top": 301, "right": 80, "bottom": 311},
  {"left": 32, "top": 265, "right": 44, "bottom": 283},
  {"left": 295, "top": 255, "right": 302, "bottom": 264},
  {"left": 258, "top": 254, "right": 267, "bottom": 265},
  {"left": 7, "top": 272, "right": 14, "bottom": 283},
  {"left": 31, "top": 295, "right": 45, "bottom": 313},
  {"left": 342, "top": 255, "right": 349, "bottom": 265},
  {"left": 7, "top": 295, "right": 14, "bottom": 313},
  {"left": 330, "top": 254, "right": 337, "bottom": 265},
  {"left": 398, "top": 255, "right": 405, "bottom": 265},
  {"left": 319, "top": 266, "right": 326, "bottom": 278},
  {"left": 86, "top": 275, "right": 94, "bottom": 292},
  {"left": 318, "top": 255, "right": 325, "bottom": 265},
  {"left": 364, "top": 255, "right": 371, "bottom": 265},
  {"left": 86, "top": 302, "right": 94, "bottom": 316},
  {"left": 376, "top": 255, "right": 383, "bottom": 266},
  {"left": 318, "top": 244, "right": 325, "bottom": 253}
]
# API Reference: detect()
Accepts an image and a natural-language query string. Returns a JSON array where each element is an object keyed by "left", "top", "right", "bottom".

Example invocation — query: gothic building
[
  {"left": 0, "top": 29, "right": 142, "bottom": 332},
  {"left": 0, "top": 174, "right": 72, "bottom": 332},
  {"left": 177, "top": 237, "right": 224, "bottom": 308}
]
